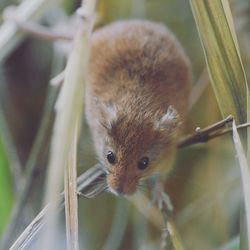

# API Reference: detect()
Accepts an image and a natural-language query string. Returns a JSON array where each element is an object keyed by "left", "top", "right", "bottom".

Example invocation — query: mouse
[{"left": 86, "top": 20, "right": 192, "bottom": 195}]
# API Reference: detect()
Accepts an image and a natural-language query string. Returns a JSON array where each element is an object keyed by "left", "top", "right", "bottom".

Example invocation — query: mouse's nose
[
  {"left": 107, "top": 175, "right": 137, "bottom": 195},
  {"left": 109, "top": 181, "right": 125, "bottom": 195},
  {"left": 115, "top": 185, "right": 124, "bottom": 195}
]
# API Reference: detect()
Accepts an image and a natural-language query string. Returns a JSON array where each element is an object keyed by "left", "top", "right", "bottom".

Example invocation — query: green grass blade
[
  {"left": 190, "top": 1, "right": 250, "bottom": 248},
  {"left": 190, "top": 0, "right": 248, "bottom": 123},
  {"left": 0, "top": 136, "right": 14, "bottom": 237}
]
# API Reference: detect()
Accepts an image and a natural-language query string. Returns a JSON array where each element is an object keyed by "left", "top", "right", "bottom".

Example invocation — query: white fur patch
[{"left": 155, "top": 105, "right": 180, "bottom": 130}]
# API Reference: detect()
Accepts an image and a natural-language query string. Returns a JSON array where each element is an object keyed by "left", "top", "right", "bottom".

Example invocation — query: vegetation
[{"left": 0, "top": 0, "right": 249, "bottom": 249}]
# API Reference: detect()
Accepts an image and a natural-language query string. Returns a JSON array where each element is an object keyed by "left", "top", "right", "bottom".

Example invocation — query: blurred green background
[{"left": 0, "top": 0, "right": 249, "bottom": 249}]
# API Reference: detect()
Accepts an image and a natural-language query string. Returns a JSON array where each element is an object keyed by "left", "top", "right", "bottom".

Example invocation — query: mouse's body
[{"left": 86, "top": 20, "right": 191, "bottom": 195}]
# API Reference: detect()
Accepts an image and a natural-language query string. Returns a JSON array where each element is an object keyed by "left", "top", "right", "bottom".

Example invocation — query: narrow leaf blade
[
  {"left": 190, "top": 0, "right": 248, "bottom": 123},
  {"left": 232, "top": 121, "right": 250, "bottom": 247}
]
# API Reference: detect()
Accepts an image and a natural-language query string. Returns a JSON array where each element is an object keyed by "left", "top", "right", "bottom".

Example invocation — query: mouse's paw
[
  {"left": 151, "top": 178, "right": 173, "bottom": 216},
  {"left": 149, "top": 178, "right": 174, "bottom": 249}
]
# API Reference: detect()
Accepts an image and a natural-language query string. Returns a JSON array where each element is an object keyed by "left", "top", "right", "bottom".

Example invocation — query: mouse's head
[{"left": 97, "top": 102, "right": 181, "bottom": 195}]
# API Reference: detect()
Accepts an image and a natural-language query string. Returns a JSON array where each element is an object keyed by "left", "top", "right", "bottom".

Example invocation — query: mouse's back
[{"left": 87, "top": 20, "right": 191, "bottom": 118}]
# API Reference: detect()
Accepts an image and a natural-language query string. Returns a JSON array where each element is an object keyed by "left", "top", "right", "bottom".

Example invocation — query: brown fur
[{"left": 86, "top": 20, "right": 192, "bottom": 195}]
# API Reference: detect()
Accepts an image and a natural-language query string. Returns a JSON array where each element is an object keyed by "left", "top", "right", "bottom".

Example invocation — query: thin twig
[{"left": 178, "top": 116, "right": 249, "bottom": 148}]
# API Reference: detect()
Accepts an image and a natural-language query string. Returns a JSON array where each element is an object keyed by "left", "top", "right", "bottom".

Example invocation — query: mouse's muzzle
[{"left": 107, "top": 174, "right": 138, "bottom": 195}]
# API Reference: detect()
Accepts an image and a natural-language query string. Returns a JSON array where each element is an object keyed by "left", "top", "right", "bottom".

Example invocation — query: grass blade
[
  {"left": 190, "top": 1, "right": 250, "bottom": 248},
  {"left": 0, "top": 136, "right": 14, "bottom": 237},
  {"left": 190, "top": 0, "right": 248, "bottom": 123},
  {"left": 232, "top": 121, "right": 250, "bottom": 247}
]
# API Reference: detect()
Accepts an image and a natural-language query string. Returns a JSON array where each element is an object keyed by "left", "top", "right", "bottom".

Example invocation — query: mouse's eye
[
  {"left": 107, "top": 151, "right": 116, "bottom": 164},
  {"left": 137, "top": 157, "right": 149, "bottom": 170}
]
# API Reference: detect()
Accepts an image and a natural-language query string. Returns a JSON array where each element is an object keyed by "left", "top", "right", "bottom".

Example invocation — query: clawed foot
[
  {"left": 150, "top": 177, "right": 174, "bottom": 249},
  {"left": 152, "top": 187, "right": 173, "bottom": 216}
]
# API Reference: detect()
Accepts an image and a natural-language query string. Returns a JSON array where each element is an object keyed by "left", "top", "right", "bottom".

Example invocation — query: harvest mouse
[{"left": 86, "top": 20, "right": 191, "bottom": 195}]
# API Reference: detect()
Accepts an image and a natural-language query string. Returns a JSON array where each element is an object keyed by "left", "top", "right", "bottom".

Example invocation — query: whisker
[
  {"left": 103, "top": 186, "right": 111, "bottom": 193},
  {"left": 87, "top": 177, "right": 107, "bottom": 185},
  {"left": 94, "top": 175, "right": 107, "bottom": 180},
  {"left": 86, "top": 181, "right": 106, "bottom": 187}
]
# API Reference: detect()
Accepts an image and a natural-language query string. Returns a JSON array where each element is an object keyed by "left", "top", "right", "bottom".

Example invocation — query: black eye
[
  {"left": 107, "top": 151, "right": 116, "bottom": 164},
  {"left": 137, "top": 157, "right": 149, "bottom": 170}
]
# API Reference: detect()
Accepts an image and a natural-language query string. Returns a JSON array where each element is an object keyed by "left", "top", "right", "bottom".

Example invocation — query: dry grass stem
[
  {"left": 166, "top": 218, "right": 184, "bottom": 250},
  {"left": 64, "top": 125, "right": 79, "bottom": 250},
  {"left": 40, "top": 0, "right": 96, "bottom": 248},
  {"left": 0, "top": 0, "right": 63, "bottom": 62},
  {"left": 9, "top": 204, "right": 50, "bottom": 250}
]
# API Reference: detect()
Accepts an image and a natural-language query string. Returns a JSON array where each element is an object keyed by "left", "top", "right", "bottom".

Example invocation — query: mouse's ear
[
  {"left": 155, "top": 105, "right": 181, "bottom": 130},
  {"left": 99, "top": 101, "right": 117, "bottom": 130}
]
